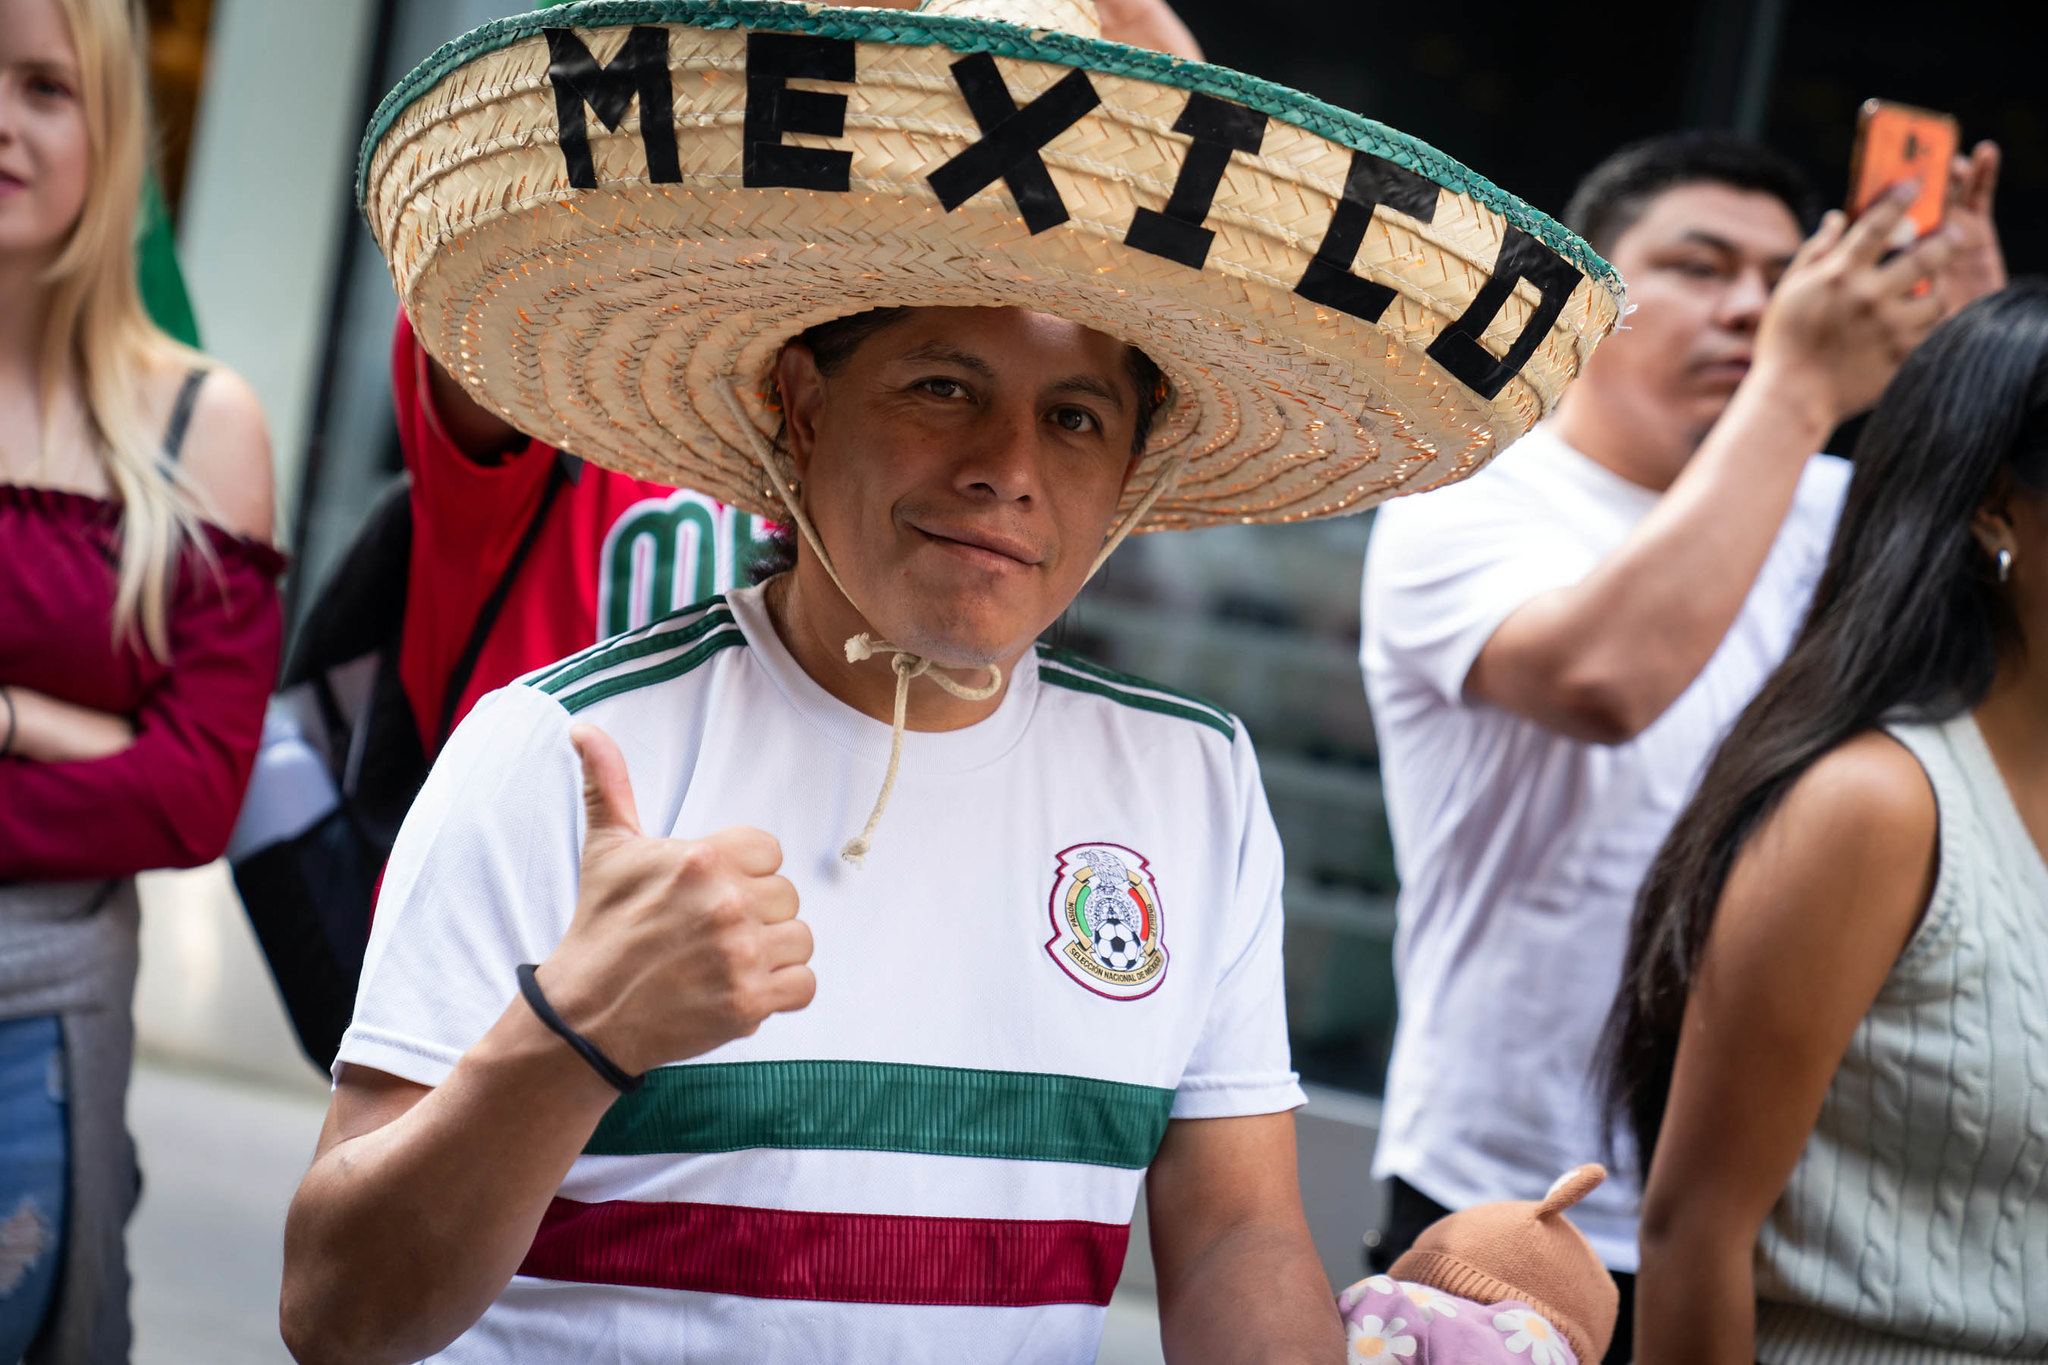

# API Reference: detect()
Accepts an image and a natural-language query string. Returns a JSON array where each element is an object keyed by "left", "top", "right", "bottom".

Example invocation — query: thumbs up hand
[{"left": 531, "top": 724, "right": 816, "bottom": 1077}]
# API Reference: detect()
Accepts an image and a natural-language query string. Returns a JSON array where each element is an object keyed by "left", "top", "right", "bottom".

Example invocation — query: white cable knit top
[{"left": 1754, "top": 711, "right": 2048, "bottom": 1364}]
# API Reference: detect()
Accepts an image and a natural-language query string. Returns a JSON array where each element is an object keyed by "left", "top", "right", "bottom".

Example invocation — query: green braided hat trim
[{"left": 358, "top": 0, "right": 1618, "bottom": 297}]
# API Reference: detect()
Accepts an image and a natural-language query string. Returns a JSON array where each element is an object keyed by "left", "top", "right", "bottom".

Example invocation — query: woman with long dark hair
[{"left": 1602, "top": 282, "right": 2048, "bottom": 1363}]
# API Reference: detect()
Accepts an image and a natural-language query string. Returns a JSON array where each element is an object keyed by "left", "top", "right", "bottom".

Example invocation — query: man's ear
[{"left": 777, "top": 342, "right": 828, "bottom": 478}]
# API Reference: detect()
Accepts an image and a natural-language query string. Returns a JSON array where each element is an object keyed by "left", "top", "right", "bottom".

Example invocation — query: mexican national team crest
[{"left": 1046, "top": 843, "right": 1169, "bottom": 1000}]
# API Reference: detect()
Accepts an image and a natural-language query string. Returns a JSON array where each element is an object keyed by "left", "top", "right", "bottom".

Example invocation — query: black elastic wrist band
[{"left": 516, "top": 963, "right": 643, "bottom": 1093}]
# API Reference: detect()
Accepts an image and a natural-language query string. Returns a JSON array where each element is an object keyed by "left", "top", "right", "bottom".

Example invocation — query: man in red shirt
[{"left": 389, "top": 312, "right": 782, "bottom": 749}]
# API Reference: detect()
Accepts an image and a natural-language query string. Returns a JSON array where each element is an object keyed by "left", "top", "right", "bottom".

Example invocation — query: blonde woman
[{"left": 0, "top": 0, "right": 279, "bottom": 1359}]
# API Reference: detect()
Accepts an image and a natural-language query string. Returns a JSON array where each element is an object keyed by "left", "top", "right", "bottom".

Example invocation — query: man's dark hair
[{"left": 1562, "top": 131, "right": 1820, "bottom": 256}]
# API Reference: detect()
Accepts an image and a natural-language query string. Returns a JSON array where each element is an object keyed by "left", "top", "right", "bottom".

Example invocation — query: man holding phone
[{"left": 1360, "top": 129, "right": 2003, "bottom": 1362}]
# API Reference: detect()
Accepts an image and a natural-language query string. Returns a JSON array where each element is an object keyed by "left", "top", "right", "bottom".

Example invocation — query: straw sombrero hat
[{"left": 360, "top": 0, "right": 1624, "bottom": 539}]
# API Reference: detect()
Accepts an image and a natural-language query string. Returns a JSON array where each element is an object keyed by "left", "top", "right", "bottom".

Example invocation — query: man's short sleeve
[
  {"left": 1362, "top": 471, "right": 1598, "bottom": 705},
  {"left": 1170, "top": 725, "right": 1307, "bottom": 1120},
  {"left": 335, "top": 684, "right": 583, "bottom": 1087}
]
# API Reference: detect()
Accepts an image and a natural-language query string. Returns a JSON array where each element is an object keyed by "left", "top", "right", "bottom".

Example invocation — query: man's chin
[{"left": 869, "top": 591, "right": 1052, "bottom": 672}]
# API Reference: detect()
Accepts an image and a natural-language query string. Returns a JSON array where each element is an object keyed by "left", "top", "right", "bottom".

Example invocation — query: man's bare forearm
[
  {"left": 281, "top": 1002, "right": 617, "bottom": 1365},
  {"left": 1471, "top": 363, "right": 1835, "bottom": 741},
  {"left": 1156, "top": 1222, "right": 1343, "bottom": 1365}
]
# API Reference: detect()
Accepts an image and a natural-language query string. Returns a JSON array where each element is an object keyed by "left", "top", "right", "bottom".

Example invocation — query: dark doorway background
[{"left": 1170, "top": 0, "right": 2043, "bottom": 275}]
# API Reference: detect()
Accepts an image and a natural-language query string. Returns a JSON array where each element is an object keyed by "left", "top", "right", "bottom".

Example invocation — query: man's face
[
  {"left": 778, "top": 306, "right": 1143, "bottom": 668},
  {"left": 1575, "top": 182, "right": 1805, "bottom": 449}
]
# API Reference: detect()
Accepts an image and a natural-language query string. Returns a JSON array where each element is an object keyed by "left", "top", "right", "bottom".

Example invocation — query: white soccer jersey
[{"left": 338, "top": 583, "right": 1303, "bottom": 1363}]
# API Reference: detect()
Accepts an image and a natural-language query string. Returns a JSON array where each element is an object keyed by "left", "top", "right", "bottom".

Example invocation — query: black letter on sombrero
[
  {"left": 1294, "top": 150, "right": 1440, "bottom": 322},
  {"left": 927, "top": 55, "right": 1101, "bottom": 234},
  {"left": 744, "top": 33, "right": 856, "bottom": 191},
  {"left": 544, "top": 27, "right": 681, "bottom": 190},
  {"left": 1126, "top": 94, "right": 1266, "bottom": 269},
  {"left": 1427, "top": 227, "right": 1584, "bottom": 399}
]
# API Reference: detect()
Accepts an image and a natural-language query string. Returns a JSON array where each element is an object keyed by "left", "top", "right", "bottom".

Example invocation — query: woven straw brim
[{"left": 362, "top": 1, "right": 1624, "bottom": 530}]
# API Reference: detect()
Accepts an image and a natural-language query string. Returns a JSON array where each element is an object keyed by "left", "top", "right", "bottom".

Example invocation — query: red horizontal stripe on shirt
[{"left": 518, "top": 1197, "right": 1131, "bottom": 1307}]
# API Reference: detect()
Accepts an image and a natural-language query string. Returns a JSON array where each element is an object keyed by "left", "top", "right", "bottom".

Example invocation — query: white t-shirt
[
  {"left": 1360, "top": 425, "right": 1848, "bottom": 1271},
  {"left": 338, "top": 583, "right": 1303, "bottom": 1363}
]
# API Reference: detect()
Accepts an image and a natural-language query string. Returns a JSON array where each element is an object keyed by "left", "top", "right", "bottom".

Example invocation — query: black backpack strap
[
  {"left": 433, "top": 451, "right": 575, "bottom": 750},
  {"left": 162, "top": 367, "right": 210, "bottom": 463}
]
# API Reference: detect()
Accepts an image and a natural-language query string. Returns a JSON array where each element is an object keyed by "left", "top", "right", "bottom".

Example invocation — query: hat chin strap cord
[{"left": 715, "top": 377, "right": 1182, "bottom": 867}]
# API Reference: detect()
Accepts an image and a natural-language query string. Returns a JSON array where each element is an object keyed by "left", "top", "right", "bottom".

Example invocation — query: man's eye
[
  {"left": 1051, "top": 407, "right": 1099, "bottom": 434},
  {"left": 1669, "top": 259, "right": 1725, "bottom": 280},
  {"left": 918, "top": 377, "right": 968, "bottom": 400}
]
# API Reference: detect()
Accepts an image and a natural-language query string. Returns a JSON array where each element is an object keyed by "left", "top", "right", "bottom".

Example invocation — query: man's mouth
[
  {"left": 907, "top": 520, "right": 1041, "bottom": 570},
  {"left": 1694, "top": 355, "right": 1752, "bottom": 384}
]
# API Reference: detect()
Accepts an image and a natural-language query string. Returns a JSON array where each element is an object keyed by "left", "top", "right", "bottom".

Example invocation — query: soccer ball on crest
[{"left": 1092, "top": 919, "right": 1145, "bottom": 973}]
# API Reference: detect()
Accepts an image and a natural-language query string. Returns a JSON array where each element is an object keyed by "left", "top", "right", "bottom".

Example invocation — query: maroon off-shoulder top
[{"left": 0, "top": 484, "right": 285, "bottom": 881}]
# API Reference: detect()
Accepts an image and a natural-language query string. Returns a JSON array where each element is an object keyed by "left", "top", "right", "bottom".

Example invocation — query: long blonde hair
[{"left": 39, "top": 0, "right": 208, "bottom": 660}]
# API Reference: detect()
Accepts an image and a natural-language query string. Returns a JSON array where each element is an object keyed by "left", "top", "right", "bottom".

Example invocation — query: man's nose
[
  {"left": 954, "top": 406, "right": 1039, "bottom": 502},
  {"left": 1718, "top": 266, "right": 1773, "bottom": 329}
]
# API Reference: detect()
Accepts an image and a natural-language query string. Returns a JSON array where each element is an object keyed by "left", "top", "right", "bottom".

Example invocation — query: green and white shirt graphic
[
  {"left": 597, "top": 489, "right": 779, "bottom": 639},
  {"left": 339, "top": 584, "right": 1302, "bottom": 1363}
]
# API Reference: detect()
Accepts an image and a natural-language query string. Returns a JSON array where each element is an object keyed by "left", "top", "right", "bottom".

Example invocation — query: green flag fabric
[{"left": 137, "top": 172, "right": 201, "bottom": 348}]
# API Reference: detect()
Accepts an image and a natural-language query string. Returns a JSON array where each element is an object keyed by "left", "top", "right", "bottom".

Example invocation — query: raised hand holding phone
[
  {"left": 1754, "top": 183, "right": 1954, "bottom": 426},
  {"left": 532, "top": 724, "right": 816, "bottom": 1078}
]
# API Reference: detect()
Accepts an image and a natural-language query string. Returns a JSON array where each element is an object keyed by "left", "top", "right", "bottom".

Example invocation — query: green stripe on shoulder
[
  {"left": 586, "top": 1059, "right": 1175, "bottom": 1169},
  {"left": 557, "top": 625, "right": 745, "bottom": 714},
  {"left": 524, "top": 593, "right": 730, "bottom": 691},
  {"left": 537, "top": 601, "right": 734, "bottom": 696},
  {"left": 1036, "top": 647, "right": 1235, "bottom": 739}
]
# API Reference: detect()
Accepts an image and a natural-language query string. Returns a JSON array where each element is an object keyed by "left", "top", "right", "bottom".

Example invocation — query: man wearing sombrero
[{"left": 280, "top": 1, "right": 1622, "bottom": 1360}]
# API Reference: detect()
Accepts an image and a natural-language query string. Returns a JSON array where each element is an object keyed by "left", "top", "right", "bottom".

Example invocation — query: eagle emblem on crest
[{"left": 1046, "top": 842, "right": 1169, "bottom": 999}]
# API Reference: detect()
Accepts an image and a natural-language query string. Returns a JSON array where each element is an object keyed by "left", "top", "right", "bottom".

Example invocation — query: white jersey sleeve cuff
[
  {"left": 1169, "top": 1074, "right": 1307, "bottom": 1120},
  {"left": 332, "top": 1024, "right": 463, "bottom": 1090}
]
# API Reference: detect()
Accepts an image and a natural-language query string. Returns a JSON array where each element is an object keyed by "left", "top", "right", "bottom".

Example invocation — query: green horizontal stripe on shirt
[
  {"left": 1038, "top": 663, "right": 1237, "bottom": 740},
  {"left": 586, "top": 1060, "right": 1176, "bottom": 1169}
]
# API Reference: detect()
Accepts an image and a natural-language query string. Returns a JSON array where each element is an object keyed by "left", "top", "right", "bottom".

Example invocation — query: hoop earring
[{"left": 1997, "top": 547, "right": 2014, "bottom": 584}]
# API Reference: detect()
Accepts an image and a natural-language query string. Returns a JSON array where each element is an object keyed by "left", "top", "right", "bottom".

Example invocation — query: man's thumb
[{"left": 571, "top": 724, "right": 642, "bottom": 841}]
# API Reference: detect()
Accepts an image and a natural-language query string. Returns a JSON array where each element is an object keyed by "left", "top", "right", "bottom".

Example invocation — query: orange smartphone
[{"left": 1846, "top": 99, "right": 1959, "bottom": 237}]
